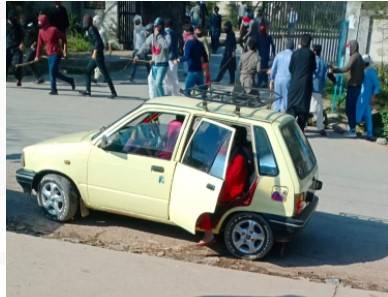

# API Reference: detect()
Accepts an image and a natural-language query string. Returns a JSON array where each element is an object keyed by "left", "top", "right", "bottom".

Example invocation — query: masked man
[
  {"left": 6, "top": 11, "right": 24, "bottom": 86},
  {"left": 79, "top": 15, "right": 117, "bottom": 98}
]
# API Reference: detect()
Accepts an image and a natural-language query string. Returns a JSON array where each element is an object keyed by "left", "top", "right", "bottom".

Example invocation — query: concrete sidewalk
[{"left": 7, "top": 232, "right": 387, "bottom": 297}]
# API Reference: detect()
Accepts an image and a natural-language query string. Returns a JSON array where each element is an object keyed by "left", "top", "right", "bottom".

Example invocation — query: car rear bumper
[
  {"left": 16, "top": 168, "right": 35, "bottom": 194},
  {"left": 263, "top": 195, "right": 319, "bottom": 242}
]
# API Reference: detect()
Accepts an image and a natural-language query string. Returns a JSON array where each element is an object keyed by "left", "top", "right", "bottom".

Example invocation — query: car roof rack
[{"left": 181, "top": 85, "right": 279, "bottom": 116}]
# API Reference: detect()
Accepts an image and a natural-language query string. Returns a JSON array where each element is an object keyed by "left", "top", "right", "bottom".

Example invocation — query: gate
[
  {"left": 118, "top": 1, "right": 139, "bottom": 50},
  {"left": 263, "top": 1, "right": 347, "bottom": 63}
]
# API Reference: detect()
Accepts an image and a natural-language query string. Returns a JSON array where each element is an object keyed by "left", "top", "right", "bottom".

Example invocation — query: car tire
[
  {"left": 224, "top": 212, "right": 274, "bottom": 260},
  {"left": 37, "top": 173, "right": 79, "bottom": 222}
]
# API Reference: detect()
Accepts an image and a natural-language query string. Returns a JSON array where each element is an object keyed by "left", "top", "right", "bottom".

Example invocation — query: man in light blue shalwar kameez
[
  {"left": 269, "top": 39, "right": 294, "bottom": 112},
  {"left": 356, "top": 55, "right": 381, "bottom": 140}
]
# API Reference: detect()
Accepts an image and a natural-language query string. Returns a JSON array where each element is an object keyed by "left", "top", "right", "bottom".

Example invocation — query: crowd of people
[{"left": 6, "top": 2, "right": 382, "bottom": 139}]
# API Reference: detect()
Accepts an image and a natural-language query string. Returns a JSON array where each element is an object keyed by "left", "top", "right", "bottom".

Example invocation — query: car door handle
[
  {"left": 151, "top": 165, "right": 164, "bottom": 173},
  {"left": 206, "top": 183, "right": 215, "bottom": 191}
]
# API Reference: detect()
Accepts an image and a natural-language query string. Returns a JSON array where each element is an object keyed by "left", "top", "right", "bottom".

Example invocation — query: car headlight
[{"left": 20, "top": 152, "right": 25, "bottom": 167}]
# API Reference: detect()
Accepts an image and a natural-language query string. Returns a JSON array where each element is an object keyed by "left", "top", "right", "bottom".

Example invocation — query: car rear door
[{"left": 169, "top": 119, "right": 236, "bottom": 234}]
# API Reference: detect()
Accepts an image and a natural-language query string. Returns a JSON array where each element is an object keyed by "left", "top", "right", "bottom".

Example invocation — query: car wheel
[
  {"left": 38, "top": 173, "right": 78, "bottom": 222},
  {"left": 224, "top": 212, "right": 274, "bottom": 260}
]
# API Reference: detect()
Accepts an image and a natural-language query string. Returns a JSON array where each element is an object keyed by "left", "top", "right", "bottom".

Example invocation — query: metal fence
[{"left": 263, "top": 1, "right": 347, "bottom": 63}]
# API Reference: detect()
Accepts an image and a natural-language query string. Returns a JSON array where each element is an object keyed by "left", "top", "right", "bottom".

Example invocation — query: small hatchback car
[{"left": 16, "top": 94, "right": 322, "bottom": 260}]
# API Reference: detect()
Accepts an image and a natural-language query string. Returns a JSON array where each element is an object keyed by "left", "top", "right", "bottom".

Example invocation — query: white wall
[{"left": 369, "top": 18, "right": 388, "bottom": 65}]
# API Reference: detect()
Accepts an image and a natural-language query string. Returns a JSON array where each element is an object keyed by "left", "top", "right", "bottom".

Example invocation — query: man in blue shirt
[
  {"left": 269, "top": 39, "right": 294, "bottom": 112},
  {"left": 356, "top": 55, "right": 381, "bottom": 140},
  {"left": 309, "top": 44, "right": 327, "bottom": 136},
  {"left": 176, "top": 24, "right": 208, "bottom": 96}
]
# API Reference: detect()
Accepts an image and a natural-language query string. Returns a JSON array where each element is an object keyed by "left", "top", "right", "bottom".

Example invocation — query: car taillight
[{"left": 294, "top": 193, "right": 306, "bottom": 216}]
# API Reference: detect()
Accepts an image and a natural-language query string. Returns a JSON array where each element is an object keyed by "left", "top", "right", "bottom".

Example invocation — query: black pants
[
  {"left": 210, "top": 31, "right": 220, "bottom": 53},
  {"left": 287, "top": 107, "right": 309, "bottom": 132},
  {"left": 6, "top": 47, "right": 23, "bottom": 81},
  {"left": 25, "top": 48, "right": 42, "bottom": 80},
  {"left": 216, "top": 58, "right": 236, "bottom": 84},
  {"left": 86, "top": 55, "right": 116, "bottom": 94}
]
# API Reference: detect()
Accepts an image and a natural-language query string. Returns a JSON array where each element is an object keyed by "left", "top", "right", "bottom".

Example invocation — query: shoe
[
  {"left": 16, "top": 80, "right": 22, "bottom": 87},
  {"left": 128, "top": 77, "right": 134, "bottom": 82},
  {"left": 319, "top": 130, "right": 327, "bottom": 136},
  {"left": 49, "top": 90, "right": 58, "bottom": 95},
  {"left": 345, "top": 130, "right": 357, "bottom": 138},
  {"left": 35, "top": 78, "right": 44, "bottom": 84},
  {"left": 366, "top": 136, "right": 376, "bottom": 142},
  {"left": 108, "top": 93, "right": 117, "bottom": 99},
  {"left": 70, "top": 78, "right": 75, "bottom": 90},
  {"left": 79, "top": 90, "right": 91, "bottom": 96}
]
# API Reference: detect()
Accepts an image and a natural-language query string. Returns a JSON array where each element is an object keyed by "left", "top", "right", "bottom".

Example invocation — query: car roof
[{"left": 146, "top": 96, "right": 284, "bottom": 123}]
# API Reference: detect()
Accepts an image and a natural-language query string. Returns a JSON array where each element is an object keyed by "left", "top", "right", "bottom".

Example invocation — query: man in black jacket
[
  {"left": 79, "top": 15, "right": 117, "bottom": 99},
  {"left": 6, "top": 10, "right": 24, "bottom": 86},
  {"left": 287, "top": 34, "right": 316, "bottom": 131},
  {"left": 50, "top": 1, "right": 69, "bottom": 34}
]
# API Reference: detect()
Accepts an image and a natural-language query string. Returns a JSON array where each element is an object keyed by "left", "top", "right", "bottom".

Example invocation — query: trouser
[
  {"left": 346, "top": 86, "right": 361, "bottom": 130},
  {"left": 210, "top": 31, "right": 220, "bottom": 52},
  {"left": 130, "top": 50, "right": 150, "bottom": 80},
  {"left": 85, "top": 55, "right": 116, "bottom": 95},
  {"left": 6, "top": 47, "right": 23, "bottom": 81},
  {"left": 151, "top": 64, "right": 168, "bottom": 97},
  {"left": 184, "top": 71, "right": 205, "bottom": 96},
  {"left": 25, "top": 47, "right": 41, "bottom": 80},
  {"left": 310, "top": 92, "right": 325, "bottom": 131},
  {"left": 287, "top": 107, "right": 309, "bottom": 132},
  {"left": 272, "top": 77, "right": 290, "bottom": 112},
  {"left": 356, "top": 101, "right": 373, "bottom": 137},
  {"left": 47, "top": 54, "right": 73, "bottom": 92},
  {"left": 216, "top": 58, "right": 235, "bottom": 84},
  {"left": 163, "top": 61, "right": 180, "bottom": 96},
  {"left": 240, "top": 73, "right": 255, "bottom": 94}
]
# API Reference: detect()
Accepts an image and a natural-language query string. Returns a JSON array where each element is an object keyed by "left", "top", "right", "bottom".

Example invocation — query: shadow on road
[{"left": 6, "top": 188, "right": 388, "bottom": 267}]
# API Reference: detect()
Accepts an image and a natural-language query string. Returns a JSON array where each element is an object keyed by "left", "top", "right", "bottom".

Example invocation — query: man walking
[
  {"left": 175, "top": 25, "right": 208, "bottom": 96},
  {"left": 135, "top": 17, "right": 169, "bottom": 98},
  {"left": 209, "top": 6, "right": 222, "bottom": 53},
  {"left": 269, "top": 39, "right": 294, "bottom": 112},
  {"left": 214, "top": 21, "right": 236, "bottom": 85},
  {"left": 256, "top": 24, "right": 275, "bottom": 88},
  {"left": 6, "top": 10, "right": 24, "bottom": 87},
  {"left": 239, "top": 38, "right": 260, "bottom": 94},
  {"left": 79, "top": 15, "right": 117, "bottom": 98},
  {"left": 287, "top": 34, "right": 316, "bottom": 131},
  {"left": 310, "top": 44, "right": 328, "bottom": 136},
  {"left": 356, "top": 55, "right": 381, "bottom": 141},
  {"left": 163, "top": 19, "right": 180, "bottom": 96},
  {"left": 331, "top": 40, "right": 364, "bottom": 137},
  {"left": 50, "top": 1, "right": 69, "bottom": 34},
  {"left": 35, "top": 14, "right": 75, "bottom": 95}
]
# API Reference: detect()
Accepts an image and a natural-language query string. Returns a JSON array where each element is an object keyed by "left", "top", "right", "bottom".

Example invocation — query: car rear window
[{"left": 281, "top": 121, "right": 316, "bottom": 179}]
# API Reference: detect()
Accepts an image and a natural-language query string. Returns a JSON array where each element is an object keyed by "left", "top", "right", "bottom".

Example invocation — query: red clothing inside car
[
  {"left": 198, "top": 151, "right": 248, "bottom": 230},
  {"left": 36, "top": 14, "right": 67, "bottom": 58}
]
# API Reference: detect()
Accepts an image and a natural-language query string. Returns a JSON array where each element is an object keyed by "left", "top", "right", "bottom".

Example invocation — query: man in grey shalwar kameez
[
  {"left": 240, "top": 38, "right": 260, "bottom": 94},
  {"left": 269, "top": 39, "right": 294, "bottom": 112}
]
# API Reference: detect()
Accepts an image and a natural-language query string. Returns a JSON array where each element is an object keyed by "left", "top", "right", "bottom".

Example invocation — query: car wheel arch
[{"left": 32, "top": 170, "right": 89, "bottom": 218}]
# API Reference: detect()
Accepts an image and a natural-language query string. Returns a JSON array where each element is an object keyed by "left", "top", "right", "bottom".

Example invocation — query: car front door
[
  {"left": 169, "top": 119, "right": 236, "bottom": 234},
  {"left": 87, "top": 111, "right": 187, "bottom": 219}
]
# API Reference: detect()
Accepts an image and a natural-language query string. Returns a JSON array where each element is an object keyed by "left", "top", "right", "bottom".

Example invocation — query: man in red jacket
[
  {"left": 35, "top": 14, "right": 74, "bottom": 95},
  {"left": 197, "top": 127, "right": 249, "bottom": 245}
]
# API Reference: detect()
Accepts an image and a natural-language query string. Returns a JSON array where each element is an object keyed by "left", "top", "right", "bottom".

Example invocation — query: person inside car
[{"left": 197, "top": 126, "right": 249, "bottom": 246}]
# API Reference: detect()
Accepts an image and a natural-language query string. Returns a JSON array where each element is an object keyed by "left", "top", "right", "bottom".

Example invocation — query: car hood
[{"left": 34, "top": 130, "right": 97, "bottom": 146}]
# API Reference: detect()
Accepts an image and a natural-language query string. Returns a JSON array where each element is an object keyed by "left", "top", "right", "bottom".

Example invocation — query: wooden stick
[{"left": 15, "top": 56, "right": 48, "bottom": 68}]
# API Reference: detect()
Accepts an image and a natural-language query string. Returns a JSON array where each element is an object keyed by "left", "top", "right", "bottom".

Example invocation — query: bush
[{"left": 67, "top": 33, "right": 90, "bottom": 53}]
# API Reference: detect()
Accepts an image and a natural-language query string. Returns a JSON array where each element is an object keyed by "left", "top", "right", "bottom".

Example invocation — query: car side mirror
[{"left": 98, "top": 135, "right": 112, "bottom": 149}]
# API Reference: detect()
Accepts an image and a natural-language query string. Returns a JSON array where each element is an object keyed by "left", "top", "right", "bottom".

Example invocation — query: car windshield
[{"left": 281, "top": 121, "right": 316, "bottom": 179}]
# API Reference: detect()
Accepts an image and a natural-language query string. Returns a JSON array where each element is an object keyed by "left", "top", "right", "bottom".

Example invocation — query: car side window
[
  {"left": 254, "top": 126, "right": 279, "bottom": 176},
  {"left": 182, "top": 121, "right": 232, "bottom": 179},
  {"left": 104, "top": 112, "right": 185, "bottom": 160}
]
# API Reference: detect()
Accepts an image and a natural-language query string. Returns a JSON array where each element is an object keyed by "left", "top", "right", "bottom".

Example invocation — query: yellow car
[{"left": 16, "top": 94, "right": 322, "bottom": 260}]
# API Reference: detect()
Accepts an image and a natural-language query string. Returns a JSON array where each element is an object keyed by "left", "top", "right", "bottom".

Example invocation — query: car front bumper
[
  {"left": 16, "top": 168, "right": 36, "bottom": 194},
  {"left": 263, "top": 195, "right": 319, "bottom": 242}
]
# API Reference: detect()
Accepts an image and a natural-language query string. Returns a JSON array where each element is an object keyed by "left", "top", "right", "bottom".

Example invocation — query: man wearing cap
[
  {"left": 330, "top": 40, "right": 364, "bottom": 137},
  {"left": 356, "top": 55, "right": 381, "bottom": 141},
  {"left": 269, "top": 39, "right": 294, "bottom": 112},
  {"left": 79, "top": 14, "right": 117, "bottom": 99},
  {"left": 309, "top": 44, "right": 328, "bottom": 136},
  {"left": 135, "top": 17, "right": 170, "bottom": 97}
]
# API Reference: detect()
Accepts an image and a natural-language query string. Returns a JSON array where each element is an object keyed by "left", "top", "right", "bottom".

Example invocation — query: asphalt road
[{"left": 6, "top": 63, "right": 388, "bottom": 293}]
